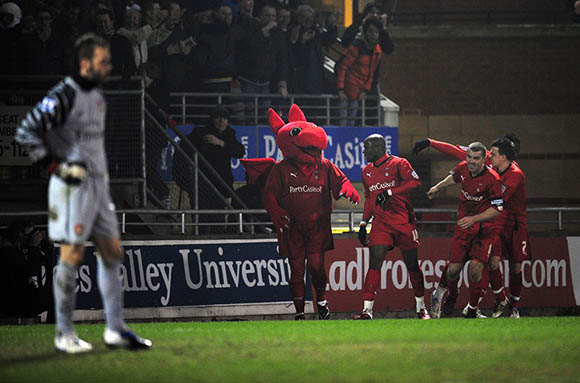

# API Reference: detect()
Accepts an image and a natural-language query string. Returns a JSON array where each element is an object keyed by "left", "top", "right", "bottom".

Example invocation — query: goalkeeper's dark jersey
[{"left": 16, "top": 76, "right": 109, "bottom": 176}]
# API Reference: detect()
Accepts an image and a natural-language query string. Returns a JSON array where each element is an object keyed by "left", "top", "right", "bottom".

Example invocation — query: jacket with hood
[{"left": 336, "top": 32, "right": 382, "bottom": 100}]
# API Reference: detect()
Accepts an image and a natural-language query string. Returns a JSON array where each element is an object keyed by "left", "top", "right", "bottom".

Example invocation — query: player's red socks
[
  {"left": 409, "top": 270, "right": 425, "bottom": 299},
  {"left": 510, "top": 272, "right": 523, "bottom": 308},
  {"left": 362, "top": 268, "right": 380, "bottom": 301},
  {"left": 439, "top": 263, "right": 449, "bottom": 289},
  {"left": 468, "top": 267, "right": 489, "bottom": 308},
  {"left": 489, "top": 267, "right": 507, "bottom": 300}
]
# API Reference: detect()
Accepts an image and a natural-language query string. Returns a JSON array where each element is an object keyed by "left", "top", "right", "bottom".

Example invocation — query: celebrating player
[
  {"left": 16, "top": 33, "right": 152, "bottom": 353},
  {"left": 354, "top": 134, "right": 430, "bottom": 320},
  {"left": 488, "top": 137, "right": 530, "bottom": 318},
  {"left": 428, "top": 142, "right": 504, "bottom": 319},
  {"left": 414, "top": 135, "right": 528, "bottom": 318}
]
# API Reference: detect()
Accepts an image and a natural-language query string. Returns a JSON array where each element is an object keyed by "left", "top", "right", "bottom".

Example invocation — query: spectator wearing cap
[{"left": 172, "top": 105, "right": 246, "bottom": 234}]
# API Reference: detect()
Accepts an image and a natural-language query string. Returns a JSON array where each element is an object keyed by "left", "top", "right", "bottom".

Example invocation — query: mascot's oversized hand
[
  {"left": 338, "top": 182, "right": 360, "bottom": 204},
  {"left": 269, "top": 205, "right": 290, "bottom": 233}
]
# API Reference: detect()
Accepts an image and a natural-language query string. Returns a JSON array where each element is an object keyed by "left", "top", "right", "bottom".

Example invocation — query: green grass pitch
[{"left": 1, "top": 317, "right": 580, "bottom": 383}]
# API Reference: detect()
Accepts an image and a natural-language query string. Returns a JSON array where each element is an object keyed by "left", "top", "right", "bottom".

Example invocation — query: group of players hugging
[{"left": 244, "top": 104, "right": 529, "bottom": 322}]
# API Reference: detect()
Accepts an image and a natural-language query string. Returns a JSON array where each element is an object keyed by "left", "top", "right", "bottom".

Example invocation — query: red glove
[
  {"left": 338, "top": 182, "right": 360, "bottom": 204},
  {"left": 268, "top": 205, "right": 290, "bottom": 233}
]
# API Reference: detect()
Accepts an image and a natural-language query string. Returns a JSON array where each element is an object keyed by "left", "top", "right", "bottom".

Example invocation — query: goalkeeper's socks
[
  {"left": 97, "top": 256, "right": 126, "bottom": 333},
  {"left": 362, "top": 268, "right": 380, "bottom": 301},
  {"left": 54, "top": 260, "right": 78, "bottom": 335}
]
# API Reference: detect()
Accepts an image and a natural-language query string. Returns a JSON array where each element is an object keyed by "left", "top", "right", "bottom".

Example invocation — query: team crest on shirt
[
  {"left": 314, "top": 171, "right": 319, "bottom": 180},
  {"left": 501, "top": 184, "right": 507, "bottom": 193},
  {"left": 385, "top": 168, "right": 389, "bottom": 177},
  {"left": 75, "top": 224, "right": 84, "bottom": 236}
]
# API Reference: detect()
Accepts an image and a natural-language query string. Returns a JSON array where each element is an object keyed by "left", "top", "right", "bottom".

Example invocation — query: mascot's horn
[
  {"left": 268, "top": 108, "right": 286, "bottom": 134},
  {"left": 288, "top": 104, "right": 306, "bottom": 122}
]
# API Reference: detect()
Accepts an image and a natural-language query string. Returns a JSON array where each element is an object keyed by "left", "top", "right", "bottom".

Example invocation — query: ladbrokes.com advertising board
[{"left": 66, "top": 236, "right": 579, "bottom": 319}]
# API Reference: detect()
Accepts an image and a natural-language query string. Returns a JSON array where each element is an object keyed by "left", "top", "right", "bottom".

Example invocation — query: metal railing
[
  {"left": 2, "top": 207, "right": 579, "bottom": 235},
  {"left": 169, "top": 92, "right": 384, "bottom": 127}
]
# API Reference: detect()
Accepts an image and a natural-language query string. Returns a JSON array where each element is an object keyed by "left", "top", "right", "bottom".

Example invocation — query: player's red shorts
[
  {"left": 449, "top": 222, "right": 498, "bottom": 264},
  {"left": 278, "top": 218, "right": 333, "bottom": 259},
  {"left": 369, "top": 220, "right": 420, "bottom": 251},
  {"left": 497, "top": 221, "right": 531, "bottom": 263}
]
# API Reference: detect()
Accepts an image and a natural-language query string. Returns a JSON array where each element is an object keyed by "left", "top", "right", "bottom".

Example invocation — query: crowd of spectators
[
  {"left": 0, "top": 221, "right": 53, "bottom": 320},
  {"left": 1, "top": 0, "right": 393, "bottom": 114}
]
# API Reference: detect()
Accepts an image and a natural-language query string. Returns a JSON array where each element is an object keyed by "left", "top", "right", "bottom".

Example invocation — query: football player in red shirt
[
  {"left": 489, "top": 137, "right": 529, "bottom": 318},
  {"left": 428, "top": 142, "right": 504, "bottom": 318},
  {"left": 354, "top": 134, "right": 430, "bottom": 320},
  {"left": 414, "top": 135, "right": 527, "bottom": 318}
]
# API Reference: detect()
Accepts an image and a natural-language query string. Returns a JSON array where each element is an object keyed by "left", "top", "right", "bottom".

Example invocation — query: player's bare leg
[
  {"left": 354, "top": 245, "right": 388, "bottom": 319},
  {"left": 94, "top": 236, "right": 152, "bottom": 349},
  {"left": 509, "top": 262, "right": 522, "bottom": 318},
  {"left": 54, "top": 244, "right": 93, "bottom": 353},
  {"left": 489, "top": 255, "right": 509, "bottom": 318},
  {"left": 307, "top": 253, "right": 330, "bottom": 319},
  {"left": 402, "top": 249, "right": 430, "bottom": 319}
]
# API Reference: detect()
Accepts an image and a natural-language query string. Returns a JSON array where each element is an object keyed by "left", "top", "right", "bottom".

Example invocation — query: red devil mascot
[{"left": 241, "top": 104, "right": 360, "bottom": 320}]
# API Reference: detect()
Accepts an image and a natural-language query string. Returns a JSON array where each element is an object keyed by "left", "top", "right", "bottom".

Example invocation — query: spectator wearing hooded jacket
[{"left": 336, "top": 16, "right": 382, "bottom": 126}]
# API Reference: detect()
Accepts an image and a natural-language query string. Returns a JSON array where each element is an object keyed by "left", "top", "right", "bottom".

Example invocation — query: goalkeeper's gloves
[
  {"left": 375, "top": 189, "right": 392, "bottom": 207},
  {"left": 412, "top": 139, "right": 430, "bottom": 155},
  {"left": 56, "top": 162, "right": 88, "bottom": 185},
  {"left": 358, "top": 223, "right": 369, "bottom": 246}
]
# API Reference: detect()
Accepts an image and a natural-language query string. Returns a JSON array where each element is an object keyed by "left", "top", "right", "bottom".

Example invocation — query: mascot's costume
[{"left": 241, "top": 104, "right": 360, "bottom": 320}]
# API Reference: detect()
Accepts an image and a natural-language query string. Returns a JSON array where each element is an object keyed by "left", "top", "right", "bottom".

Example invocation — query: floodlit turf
[{"left": 1, "top": 317, "right": 580, "bottom": 383}]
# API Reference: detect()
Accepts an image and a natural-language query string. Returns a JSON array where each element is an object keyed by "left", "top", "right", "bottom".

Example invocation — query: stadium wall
[{"left": 66, "top": 236, "right": 580, "bottom": 321}]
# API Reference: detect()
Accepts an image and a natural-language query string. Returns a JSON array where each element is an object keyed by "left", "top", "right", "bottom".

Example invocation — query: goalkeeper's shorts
[{"left": 48, "top": 174, "right": 119, "bottom": 244}]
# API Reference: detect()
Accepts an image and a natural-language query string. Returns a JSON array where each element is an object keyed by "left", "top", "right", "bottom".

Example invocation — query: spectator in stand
[
  {"left": 94, "top": 8, "right": 136, "bottom": 78},
  {"left": 236, "top": 4, "right": 289, "bottom": 105},
  {"left": 173, "top": 105, "right": 246, "bottom": 234},
  {"left": 238, "top": 0, "right": 255, "bottom": 20},
  {"left": 117, "top": 8, "right": 150, "bottom": 70},
  {"left": 195, "top": 5, "right": 240, "bottom": 93},
  {"left": 0, "top": 221, "right": 52, "bottom": 318},
  {"left": 336, "top": 16, "right": 382, "bottom": 126},
  {"left": 341, "top": 2, "right": 393, "bottom": 55},
  {"left": 19, "top": 7, "right": 68, "bottom": 74},
  {"left": 276, "top": 3, "right": 292, "bottom": 33},
  {"left": 0, "top": 2, "right": 23, "bottom": 74},
  {"left": 148, "top": 1, "right": 197, "bottom": 91},
  {"left": 144, "top": 0, "right": 178, "bottom": 48},
  {"left": 289, "top": 4, "right": 337, "bottom": 94},
  {"left": 53, "top": 1, "right": 83, "bottom": 42}
]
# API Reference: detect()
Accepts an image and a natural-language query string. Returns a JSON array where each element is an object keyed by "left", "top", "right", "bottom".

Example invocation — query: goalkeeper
[{"left": 16, "top": 33, "right": 151, "bottom": 353}]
